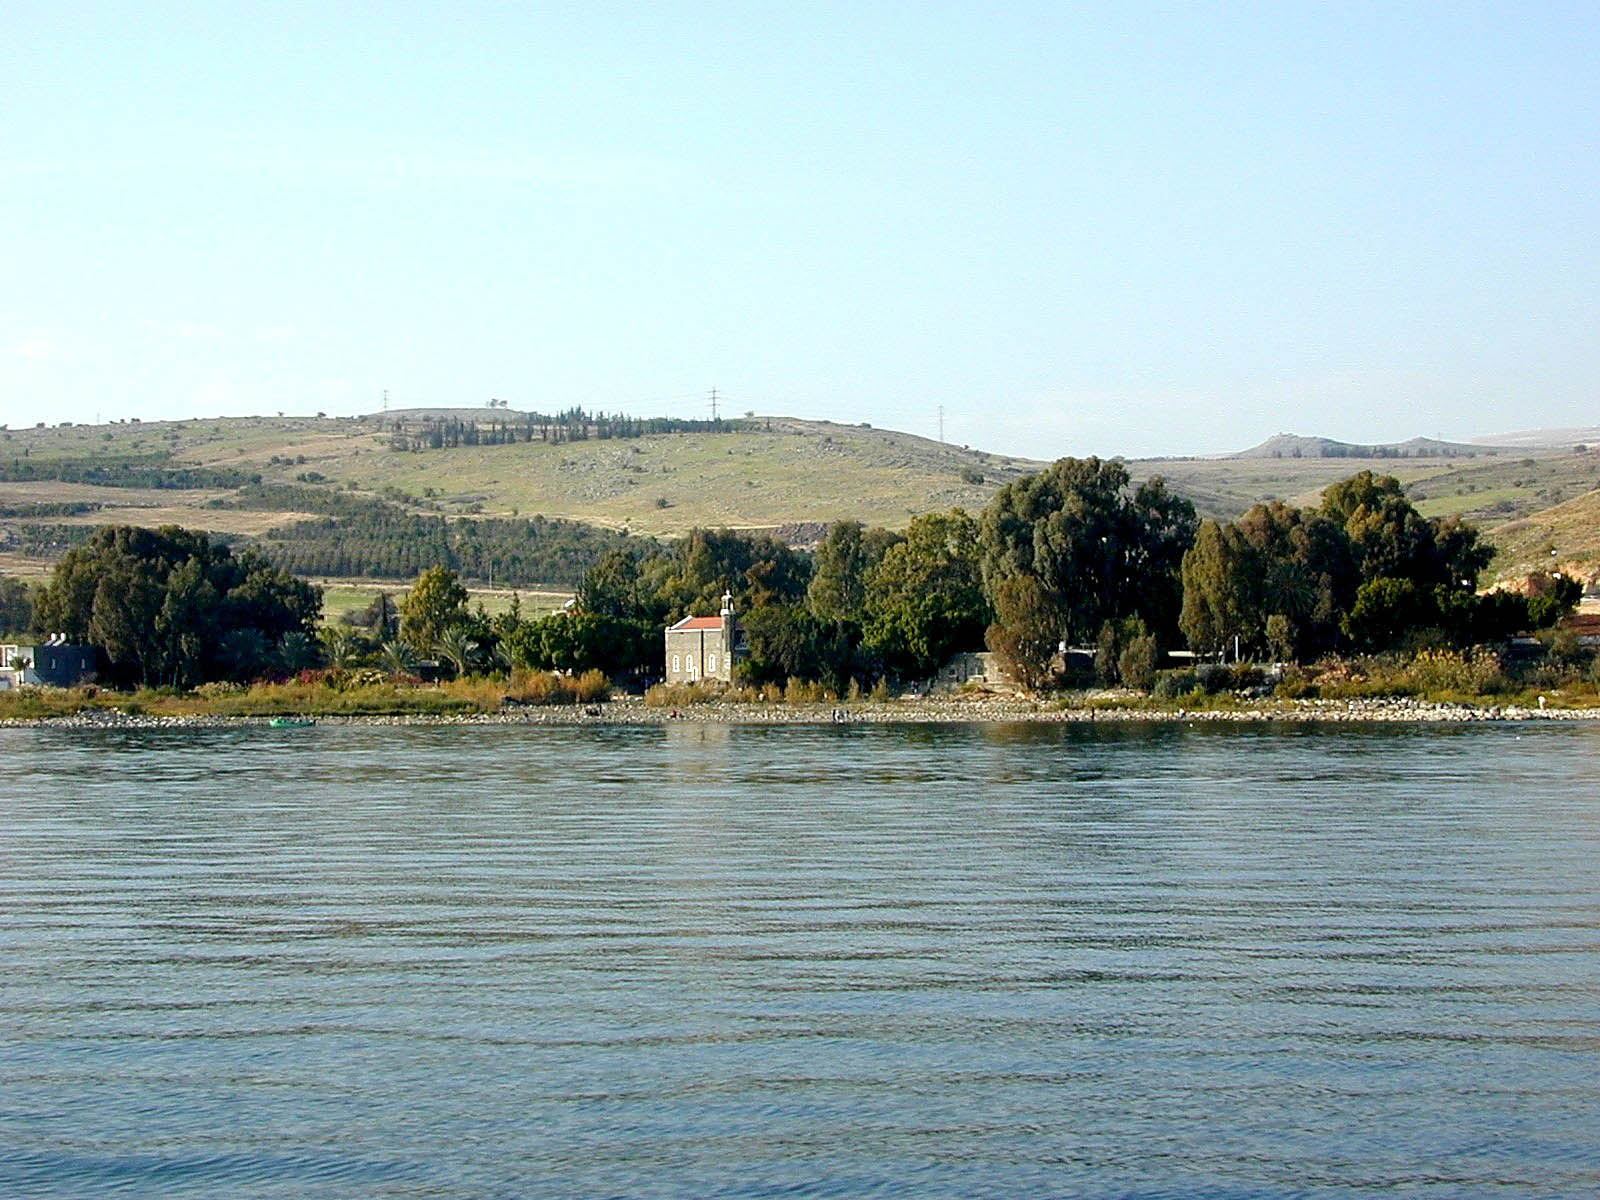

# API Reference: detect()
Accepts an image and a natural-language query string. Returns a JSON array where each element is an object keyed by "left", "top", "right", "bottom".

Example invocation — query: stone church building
[{"left": 664, "top": 592, "right": 741, "bottom": 684}]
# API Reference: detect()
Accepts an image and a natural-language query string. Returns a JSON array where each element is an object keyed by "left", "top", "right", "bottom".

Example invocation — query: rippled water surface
[{"left": 3, "top": 721, "right": 1599, "bottom": 1197}]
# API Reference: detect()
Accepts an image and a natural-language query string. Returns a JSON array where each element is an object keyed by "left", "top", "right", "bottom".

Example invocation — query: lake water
[{"left": 2, "top": 721, "right": 1598, "bottom": 1198}]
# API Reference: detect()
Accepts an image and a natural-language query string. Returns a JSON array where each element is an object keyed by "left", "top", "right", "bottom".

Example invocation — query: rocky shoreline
[{"left": 5, "top": 694, "right": 1599, "bottom": 730}]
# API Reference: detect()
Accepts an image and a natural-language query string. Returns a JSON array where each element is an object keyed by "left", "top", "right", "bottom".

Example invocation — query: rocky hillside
[{"left": 6, "top": 411, "right": 1600, "bottom": 588}]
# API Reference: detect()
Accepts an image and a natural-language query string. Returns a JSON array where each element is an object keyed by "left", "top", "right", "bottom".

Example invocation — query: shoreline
[{"left": 5, "top": 694, "right": 1599, "bottom": 730}]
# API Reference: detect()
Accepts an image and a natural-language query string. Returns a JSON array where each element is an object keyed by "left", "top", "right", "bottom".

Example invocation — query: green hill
[
  {"left": 0, "top": 412, "right": 1039, "bottom": 536},
  {"left": 5, "top": 412, "right": 1599, "bottom": 589}
]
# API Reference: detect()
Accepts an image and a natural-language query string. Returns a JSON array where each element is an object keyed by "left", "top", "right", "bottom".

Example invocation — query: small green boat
[{"left": 268, "top": 717, "right": 315, "bottom": 728}]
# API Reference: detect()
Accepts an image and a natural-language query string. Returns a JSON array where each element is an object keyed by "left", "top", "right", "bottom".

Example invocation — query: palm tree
[
  {"left": 490, "top": 641, "right": 513, "bottom": 677},
  {"left": 378, "top": 639, "right": 417, "bottom": 679},
  {"left": 319, "top": 626, "right": 362, "bottom": 669},
  {"left": 278, "top": 631, "right": 318, "bottom": 673},
  {"left": 434, "top": 628, "right": 479, "bottom": 679}
]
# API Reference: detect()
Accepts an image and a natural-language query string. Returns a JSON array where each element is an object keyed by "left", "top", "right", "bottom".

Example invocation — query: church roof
[{"left": 668, "top": 615, "right": 726, "bottom": 631}]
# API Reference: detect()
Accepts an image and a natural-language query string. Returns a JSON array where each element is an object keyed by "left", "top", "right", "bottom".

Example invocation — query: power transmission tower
[
  {"left": 709, "top": 387, "right": 720, "bottom": 421},
  {"left": 938, "top": 406, "right": 944, "bottom": 444}
]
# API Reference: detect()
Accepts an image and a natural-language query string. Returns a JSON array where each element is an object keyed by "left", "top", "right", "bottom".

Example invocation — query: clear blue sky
[{"left": 4, "top": 2, "right": 1597, "bottom": 457}]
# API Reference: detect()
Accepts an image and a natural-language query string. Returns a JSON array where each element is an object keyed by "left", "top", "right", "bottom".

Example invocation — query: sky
[{"left": 3, "top": 2, "right": 1597, "bottom": 458}]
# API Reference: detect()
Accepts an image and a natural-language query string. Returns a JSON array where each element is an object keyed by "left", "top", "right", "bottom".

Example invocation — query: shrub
[
  {"left": 1195, "top": 663, "right": 1264, "bottom": 694},
  {"left": 0, "top": 686, "right": 104, "bottom": 720},
  {"left": 507, "top": 670, "right": 580, "bottom": 705},
  {"left": 644, "top": 681, "right": 724, "bottom": 707},
  {"left": 574, "top": 669, "right": 611, "bottom": 702},
  {"left": 1539, "top": 627, "right": 1588, "bottom": 668},
  {"left": 1404, "top": 648, "right": 1509, "bottom": 696},
  {"left": 1274, "top": 665, "right": 1318, "bottom": 699},
  {"left": 193, "top": 680, "right": 245, "bottom": 697},
  {"left": 1152, "top": 669, "right": 1198, "bottom": 700},
  {"left": 1094, "top": 623, "right": 1120, "bottom": 684},
  {"left": 1302, "top": 651, "right": 1510, "bottom": 700},
  {"left": 1118, "top": 635, "right": 1161, "bottom": 690},
  {"left": 783, "top": 677, "right": 833, "bottom": 703},
  {"left": 1265, "top": 614, "right": 1297, "bottom": 663}
]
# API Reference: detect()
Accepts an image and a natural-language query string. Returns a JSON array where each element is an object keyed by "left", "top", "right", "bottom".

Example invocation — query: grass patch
[{"left": 0, "top": 669, "right": 613, "bottom": 719}]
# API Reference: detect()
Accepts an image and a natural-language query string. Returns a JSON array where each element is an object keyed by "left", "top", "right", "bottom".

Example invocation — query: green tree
[
  {"left": 577, "top": 548, "right": 659, "bottom": 622},
  {"left": 862, "top": 510, "right": 988, "bottom": 679},
  {"left": 399, "top": 566, "right": 469, "bottom": 654},
  {"left": 87, "top": 558, "right": 166, "bottom": 685},
  {"left": 738, "top": 604, "right": 856, "bottom": 691},
  {"left": 320, "top": 625, "right": 364, "bottom": 669},
  {"left": 1179, "top": 501, "right": 1354, "bottom": 660},
  {"left": 1264, "top": 613, "right": 1297, "bottom": 663},
  {"left": 807, "top": 521, "right": 902, "bottom": 625},
  {"left": 0, "top": 574, "right": 34, "bottom": 636},
  {"left": 1178, "top": 519, "right": 1250, "bottom": 657},
  {"left": 434, "top": 626, "right": 480, "bottom": 678},
  {"left": 984, "top": 574, "right": 1061, "bottom": 690},
  {"left": 1321, "top": 470, "right": 1491, "bottom": 593},
  {"left": 979, "top": 458, "right": 1196, "bottom": 681},
  {"left": 1342, "top": 577, "right": 1436, "bottom": 651},
  {"left": 652, "top": 528, "right": 812, "bottom": 619},
  {"left": 1117, "top": 627, "right": 1161, "bottom": 690},
  {"left": 378, "top": 639, "right": 418, "bottom": 678},
  {"left": 360, "top": 591, "right": 398, "bottom": 637},
  {"left": 278, "top": 630, "right": 319, "bottom": 673},
  {"left": 1526, "top": 571, "right": 1582, "bottom": 629},
  {"left": 153, "top": 557, "right": 219, "bottom": 686},
  {"left": 31, "top": 525, "right": 320, "bottom": 687}
]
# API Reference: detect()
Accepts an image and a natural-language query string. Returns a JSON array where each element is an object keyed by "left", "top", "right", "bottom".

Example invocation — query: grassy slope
[
  {"left": 4, "top": 414, "right": 1041, "bottom": 535},
  {"left": 1481, "top": 487, "right": 1600, "bottom": 582},
  {"left": 309, "top": 421, "right": 1040, "bottom": 535},
  {"left": 1129, "top": 457, "right": 1452, "bottom": 520},
  {"left": 0, "top": 412, "right": 1510, "bottom": 527},
  {"left": 7, "top": 413, "right": 1600, "bottom": 584}
]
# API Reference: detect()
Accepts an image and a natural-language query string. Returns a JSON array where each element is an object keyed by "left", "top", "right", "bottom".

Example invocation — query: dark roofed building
[{"left": 0, "top": 639, "right": 98, "bottom": 690}]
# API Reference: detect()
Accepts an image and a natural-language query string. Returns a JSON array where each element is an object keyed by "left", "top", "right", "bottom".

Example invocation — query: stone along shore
[{"left": 7, "top": 694, "right": 1599, "bottom": 730}]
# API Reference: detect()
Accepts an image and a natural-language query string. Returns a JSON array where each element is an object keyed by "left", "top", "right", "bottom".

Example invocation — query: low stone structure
[{"left": 929, "top": 650, "right": 1015, "bottom": 693}]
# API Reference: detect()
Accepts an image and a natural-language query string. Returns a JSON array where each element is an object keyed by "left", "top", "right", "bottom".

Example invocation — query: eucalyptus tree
[
  {"left": 807, "top": 520, "right": 903, "bottom": 626},
  {"left": 979, "top": 458, "right": 1196, "bottom": 684},
  {"left": 32, "top": 524, "right": 319, "bottom": 687},
  {"left": 862, "top": 510, "right": 988, "bottom": 679}
]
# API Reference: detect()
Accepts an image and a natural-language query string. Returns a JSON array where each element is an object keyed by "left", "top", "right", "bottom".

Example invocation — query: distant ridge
[
  {"left": 1231, "top": 433, "right": 1491, "bottom": 460},
  {"left": 1472, "top": 426, "right": 1600, "bottom": 450}
]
